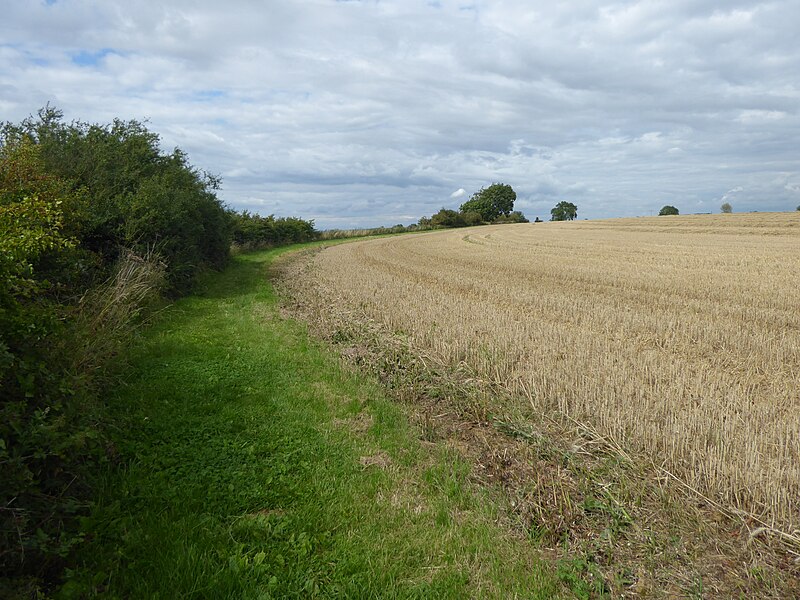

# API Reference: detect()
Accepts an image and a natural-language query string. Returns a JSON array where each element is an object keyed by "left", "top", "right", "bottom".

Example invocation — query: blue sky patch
[{"left": 70, "top": 48, "right": 116, "bottom": 67}]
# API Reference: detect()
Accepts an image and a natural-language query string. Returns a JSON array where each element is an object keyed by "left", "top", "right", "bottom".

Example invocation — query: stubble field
[{"left": 293, "top": 213, "right": 800, "bottom": 533}]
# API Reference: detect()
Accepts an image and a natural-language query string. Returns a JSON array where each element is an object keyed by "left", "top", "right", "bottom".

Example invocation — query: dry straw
[{"left": 302, "top": 212, "right": 800, "bottom": 532}]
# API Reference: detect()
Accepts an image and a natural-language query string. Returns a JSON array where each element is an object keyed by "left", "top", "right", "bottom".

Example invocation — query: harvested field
[{"left": 288, "top": 213, "right": 800, "bottom": 533}]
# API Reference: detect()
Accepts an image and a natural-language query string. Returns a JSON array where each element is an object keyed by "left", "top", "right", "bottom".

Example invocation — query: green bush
[
  {"left": 3, "top": 107, "right": 231, "bottom": 294},
  {"left": 492, "top": 210, "right": 529, "bottom": 224},
  {"left": 659, "top": 205, "right": 680, "bottom": 216},
  {"left": 459, "top": 183, "right": 516, "bottom": 221},
  {"left": 0, "top": 138, "right": 93, "bottom": 589},
  {"left": 430, "top": 208, "right": 467, "bottom": 228},
  {"left": 461, "top": 210, "right": 484, "bottom": 226},
  {"left": 230, "top": 211, "right": 316, "bottom": 249}
]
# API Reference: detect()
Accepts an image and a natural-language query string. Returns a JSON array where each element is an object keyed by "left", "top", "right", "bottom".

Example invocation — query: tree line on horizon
[{"left": 412, "top": 186, "right": 579, "bottom": 230}]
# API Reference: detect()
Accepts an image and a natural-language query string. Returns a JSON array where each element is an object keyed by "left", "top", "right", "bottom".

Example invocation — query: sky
[{"left": 1, "top": 0, "right": 799, "bottom": 228}]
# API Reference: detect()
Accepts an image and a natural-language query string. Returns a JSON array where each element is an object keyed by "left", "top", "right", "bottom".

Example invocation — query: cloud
[
  {"left": 721, "top": 186, "right": 744, "bottom": 202},
  {"left": 450, "top": 188, "right": 466, "bottom": 198},
  {"left": 736, "top": 110, "right": 787, "bottom": 124},
  {"left": 1, "top": 0, "right": 799, "bottom": 227}
]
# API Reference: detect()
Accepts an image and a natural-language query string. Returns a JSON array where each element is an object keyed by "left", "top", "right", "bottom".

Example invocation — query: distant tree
[
  {"left": 796, "top": 205, "right": 800, "bottom": 211},
  {"left": 460, "top": 183, "right": 516, "bottom": 221},
  {"left": 430, "top": 208, "right": 467, "bottom": 228},
  {"left": 721, "top": 202, "right": 732, "bottom": 213},
  {"left": 659, "top": 205, "right": 679, "bottom": 216},
  {"left": 493, "top": 210, "right": 529, "bottom": 224},
  {"left": 230, "top": 211, "right": 316, "bottom": 248},
  {"left": 534, "top": 217, "right": 542, "bottom": 223},
  {"left": 550, "top": 201, "right": 577, "bottom": 221},
  {"left": 461, "top": 210, "right": 484, "bottom": 226}
]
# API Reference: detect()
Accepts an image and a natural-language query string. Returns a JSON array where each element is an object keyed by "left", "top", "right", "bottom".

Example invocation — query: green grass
[{"left": 58, "top": 247, "right": 565, "bottom": 599}]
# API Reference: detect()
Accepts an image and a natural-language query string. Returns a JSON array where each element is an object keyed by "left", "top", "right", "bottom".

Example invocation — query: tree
[
  {"left": 550, "top": 201, "right": 577, "bottom": 221},
  {"left": 493, "top": 210, "right": 529, "bottom": 224},
  {"left": 459, "top": 183, "right": 516, "bottom": 222},
  {"left": 721, "top": 202, "right": 732, "bottom": 213},
  {"left": 4, "top": 107, "right": 232, "bottom": 293},
  {"left": 461, "top": 210, "right": 483, "bottom": 226},
  {"left": 430, "top": 208, "right": 466, "bottom": 228},
  {"left": 659, "top": 205, "right": 679, "bottom": 216}
]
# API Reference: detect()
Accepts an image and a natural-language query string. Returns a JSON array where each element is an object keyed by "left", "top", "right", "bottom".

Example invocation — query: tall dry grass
[
  {"left": 70, "top": 248, "right": 166, "bottom": 376},
  {"left": 295, "top": 212, "right": 800, "bottom": 531}
]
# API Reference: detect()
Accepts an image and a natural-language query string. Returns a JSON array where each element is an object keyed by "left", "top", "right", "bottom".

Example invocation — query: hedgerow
[{"left": 0, "top": 107, "right": 237, "bottom": 593}]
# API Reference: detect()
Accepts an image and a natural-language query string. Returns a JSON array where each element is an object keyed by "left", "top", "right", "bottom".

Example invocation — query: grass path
[{"left": 61, "top": 248, "right": 565, "bottom": 599}]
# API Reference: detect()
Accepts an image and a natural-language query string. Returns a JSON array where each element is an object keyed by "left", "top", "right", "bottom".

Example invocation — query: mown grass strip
[{"left": 60, "top": 248, "right": 565, "bottom": 599}]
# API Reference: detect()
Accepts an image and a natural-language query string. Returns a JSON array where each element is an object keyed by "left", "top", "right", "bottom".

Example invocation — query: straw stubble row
[{"left": 303, "top": 213, "right": 800, "bottom": 530}]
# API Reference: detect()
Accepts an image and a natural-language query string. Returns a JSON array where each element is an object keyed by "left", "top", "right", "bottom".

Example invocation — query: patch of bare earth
[{"left": 273, "top": 247, "right": 800, "bottom": 598}]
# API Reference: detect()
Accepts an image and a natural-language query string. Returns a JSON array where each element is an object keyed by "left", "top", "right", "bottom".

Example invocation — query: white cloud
[
  {"left": 721, "top": 186, "right": 744, "bottom": 202},
  {"left": 736, "top": 110, "right": 787, "bottom": 124},
  {"left": 450, "top": 188, "right": 466, "bottom": 198},
  {"left": 1, "top": 0, "right": 799, "bottom": 227}
]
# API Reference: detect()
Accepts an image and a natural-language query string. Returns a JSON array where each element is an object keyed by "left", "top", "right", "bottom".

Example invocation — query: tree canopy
[
  {"left": 459, "top": 183, "right": 516, "bottom": 222},
  {"left": 550, "top": 201, "right": 577, "bottom": 221},
  {"left": 2, "top": 106, "right": 232, "bottom": 293},
  {"left": 659, "top": 205, "right": 679, "bottom": 216}
]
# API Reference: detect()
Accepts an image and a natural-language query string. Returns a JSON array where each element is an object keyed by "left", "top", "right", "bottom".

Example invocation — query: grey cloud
[{"left": 1, "top": 0, "right": 799, "bottom": 228}]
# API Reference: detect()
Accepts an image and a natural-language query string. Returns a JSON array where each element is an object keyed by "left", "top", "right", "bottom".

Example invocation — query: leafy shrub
[
  {"left": 550, "top": 201, "right": 578, "bottom": 221},
  {"left": 431, "top": 208, "right": 468, "bottom": 228},
  {"left": 493, "top": 210, "right": 529, "bottom": 224},
  {"left": 230, "top": 211, "right": 316, "bottom": 249},
  {"left": 459, "top": 183, "right": 516, "bottom": 221},
  {"left": 0, "top": 140, "right": 90, "bottom": 588},
  {"left": 659, "top": 205, "right": 679, "bottom": 216},
  {"left": 3, "top": 107, "right": 231, "bottom": 294},
  {"left": 461, "top": 210, "right": 484, "bottom": 226}
]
